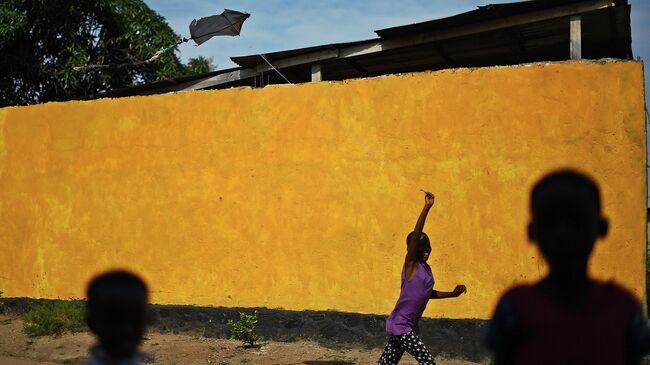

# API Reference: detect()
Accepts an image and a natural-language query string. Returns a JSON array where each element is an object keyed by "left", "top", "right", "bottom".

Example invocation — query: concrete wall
[{"left": 0, "top": 61, "right": 646, "bottom": 320}]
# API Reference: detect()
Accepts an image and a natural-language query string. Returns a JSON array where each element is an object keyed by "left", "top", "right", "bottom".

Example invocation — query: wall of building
[{"left": 0, "top": 61, "right": 645, "bottom": 319}]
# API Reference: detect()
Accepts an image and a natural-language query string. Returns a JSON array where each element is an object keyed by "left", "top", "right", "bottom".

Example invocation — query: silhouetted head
[
  {"left": 407, "top": 232, "right": 431, "bottom": 262},
  {"left": 86, "top": 270, "right": 148, "bottom": 360},
  {"left": 528, "top": 170, "right": 608, "bottom": 277}
]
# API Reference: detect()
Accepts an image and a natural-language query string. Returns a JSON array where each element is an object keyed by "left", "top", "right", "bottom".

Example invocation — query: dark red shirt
[{"left": 485, "top": 280, "right": 647, "bottom": 365}]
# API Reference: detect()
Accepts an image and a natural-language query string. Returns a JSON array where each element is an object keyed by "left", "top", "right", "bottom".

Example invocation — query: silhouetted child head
[
  {"left": 528, "top": 170, "right": 608, "bottom": 277},
  {"left": 406, "top": 231, "right": 431, "bottom": 262},
  {"left": 86, "top": 270, "right": 148, "bottom": 360}
]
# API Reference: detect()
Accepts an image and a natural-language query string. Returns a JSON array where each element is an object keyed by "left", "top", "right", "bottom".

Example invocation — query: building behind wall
[{"left": 93, "top": 0, "right": 633, "bottom": 98}]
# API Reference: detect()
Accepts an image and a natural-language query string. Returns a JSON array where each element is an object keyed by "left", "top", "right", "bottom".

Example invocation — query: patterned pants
[{"left": 377, "top": 331, "right": 435, "bottom": 365}]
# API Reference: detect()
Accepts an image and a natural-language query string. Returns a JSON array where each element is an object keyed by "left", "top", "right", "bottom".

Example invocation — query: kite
[{"left": 188, "top": 9, "right": 251, "bottom": 45}]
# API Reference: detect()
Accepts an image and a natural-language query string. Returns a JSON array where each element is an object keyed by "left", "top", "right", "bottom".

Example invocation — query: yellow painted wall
[{"left": 0, "top": 61, "right": 646, "bottom": 319}]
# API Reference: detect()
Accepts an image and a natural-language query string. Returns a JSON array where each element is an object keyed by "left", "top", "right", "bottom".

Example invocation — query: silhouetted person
[
  {"left": 485, "top": 169, "right": 650, "bottom": 365},
  {"left": 377, "top": 191, "right": 467, "bottom": 365},
  {"left": 85, "top": 270, "right": 148, "bottom": 365}
]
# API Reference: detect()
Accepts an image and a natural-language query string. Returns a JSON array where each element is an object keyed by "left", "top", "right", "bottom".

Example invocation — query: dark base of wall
[{"left": 3, "top": 298, "right": 488, "bottom": 362}]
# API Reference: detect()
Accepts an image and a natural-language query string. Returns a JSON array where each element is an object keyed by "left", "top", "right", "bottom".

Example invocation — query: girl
[{"left": 378, "top": 191, "right": 466, "bottom": 365}]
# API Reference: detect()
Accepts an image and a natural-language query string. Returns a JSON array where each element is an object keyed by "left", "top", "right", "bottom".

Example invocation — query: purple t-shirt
[{"left": 386, "top": 262, "right": 435, "bottom": 336}]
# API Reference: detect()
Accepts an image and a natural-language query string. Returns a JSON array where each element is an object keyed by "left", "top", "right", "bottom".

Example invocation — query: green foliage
[
  {"left": 186, "top": 56, "right": 214, "bottom": 75},
  {"left": 22, "top": 301, "right": 86, "bottom": 337},
  {"left": 0, "top": 0, "right": 210, "bottom": 106},
  {"left": 227, "top": 310, "right": 264, "bottom": 347},
  {"left": 0, "top": 289, "right": 4, "bottom": 314}
]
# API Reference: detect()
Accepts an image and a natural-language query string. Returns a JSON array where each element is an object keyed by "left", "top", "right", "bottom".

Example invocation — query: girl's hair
[{"left": 406, "top": 231, "right": 430, "bottom": 247}]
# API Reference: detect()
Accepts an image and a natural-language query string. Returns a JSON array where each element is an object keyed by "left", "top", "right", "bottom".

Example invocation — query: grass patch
[{"left": 22, "top": 301, "right": 86, "bottom": 337}]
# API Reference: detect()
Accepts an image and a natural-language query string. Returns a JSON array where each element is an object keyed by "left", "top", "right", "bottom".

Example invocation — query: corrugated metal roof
[
  {"left": 231, "top": 39, "right": 377, "bottom": 68},
  {"left": 374, "top": 0, "right": 625, "bottom": 38}
]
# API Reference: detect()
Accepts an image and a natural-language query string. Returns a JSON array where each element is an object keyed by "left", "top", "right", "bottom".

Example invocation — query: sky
[{"left": 147, "top": 0, "right": 650, "bottom": 200}]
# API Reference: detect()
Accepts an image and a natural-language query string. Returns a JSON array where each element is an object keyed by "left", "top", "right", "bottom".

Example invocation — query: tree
[
  {"left": 0, "top": 0, "right": 211, "bottom": 107},
  {"left": 186, "top": 56, "right": 216, "bottom": 75}
]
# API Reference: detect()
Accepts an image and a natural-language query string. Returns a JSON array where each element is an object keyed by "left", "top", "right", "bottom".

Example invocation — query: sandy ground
[{"left": 0, "top": 315, "right": 481, "bottom": 365}]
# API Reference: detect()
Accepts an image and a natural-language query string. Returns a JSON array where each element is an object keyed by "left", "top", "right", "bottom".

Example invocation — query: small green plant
[
  {"left": 22, "top": 300, "right": 86, "bottom": 337},
  {"left": 227, "top": 310, "right": 264, "bottom": 347}
]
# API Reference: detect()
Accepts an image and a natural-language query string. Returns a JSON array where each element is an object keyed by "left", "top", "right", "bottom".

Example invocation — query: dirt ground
[{"left": 0, "top": 314, "right": 481, "bottom": 365}]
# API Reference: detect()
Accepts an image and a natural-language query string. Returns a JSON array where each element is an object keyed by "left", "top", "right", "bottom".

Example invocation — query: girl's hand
[
  {"left": 453, "top": 285, "right": 467, "bottom": 297},
  {"left": 422, "top": 190, "right": 435, "bottom": 206}
]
